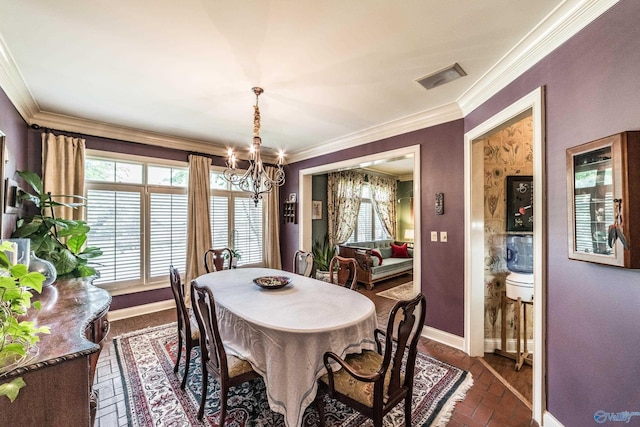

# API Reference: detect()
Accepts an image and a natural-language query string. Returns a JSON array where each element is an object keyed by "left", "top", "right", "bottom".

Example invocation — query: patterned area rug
[
  {"left": 376, "top": 281, "right": 414, "bottom": 301},
  {"left": 115, "top": 323, "right": 472, "bottom": 426}
]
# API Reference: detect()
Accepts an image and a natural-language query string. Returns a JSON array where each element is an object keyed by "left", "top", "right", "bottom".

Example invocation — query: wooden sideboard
[{"left": 0, "top": 279, "right": 111, "bottom": 427}]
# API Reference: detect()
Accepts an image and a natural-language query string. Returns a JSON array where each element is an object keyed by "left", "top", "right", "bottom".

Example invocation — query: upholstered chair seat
[{"left": 318, "top": 350, "right": 402, "bottom": 407}]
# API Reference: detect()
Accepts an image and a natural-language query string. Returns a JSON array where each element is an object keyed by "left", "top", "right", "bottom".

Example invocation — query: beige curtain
[
  {"left": 263, "top": 166, "right": 282, "bottom": 269},
  {"left": 327, "top": 170, "right": 364, "bottom": 246},
  {"left": 41, "top": 132, "right": 86, "bottom": 221},
  {"left": 185, "top": 155, "right": 212, "bottom": 304},
  {"left": 369, "top": 174, "right": 397, "bottom": 238}
]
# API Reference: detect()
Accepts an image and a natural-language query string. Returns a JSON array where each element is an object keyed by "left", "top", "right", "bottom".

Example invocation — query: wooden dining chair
[
  {"left": 315, "top": 293, "right": 426, "bottom": 427},
  {"left": 203, "top": 248, "right": 235, "bottom": 273},
  {"left": 190, "top": 279, "right": 261, "bottom": 423},
  {"left": 329, "top": 255, "right": 358, "bottom": 290},
  {"left": 293, "top": 250, "right": 315, "bottom": 277},
  {"left": 169, "top": 265, "right": 200, "bottom": 389}
]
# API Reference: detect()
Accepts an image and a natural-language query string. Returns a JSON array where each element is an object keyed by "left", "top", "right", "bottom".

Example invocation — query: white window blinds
[
  {"left": 149, "top": 192, "right": 188, "bottom": 278},
  {"left": 86, "top": 188, "right": 142, "bottom": 285}
]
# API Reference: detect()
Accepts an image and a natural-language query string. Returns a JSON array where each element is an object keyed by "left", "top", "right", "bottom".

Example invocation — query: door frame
[
  {"left": 463, "top": 87, "right": 546, "bottom": 422},
  {"left": 298, "top": 144, "right": 421, "bottom": 296}
]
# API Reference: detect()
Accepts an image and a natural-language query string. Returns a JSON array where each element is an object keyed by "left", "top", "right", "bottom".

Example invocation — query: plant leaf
[
  {"left": 67, "top": 234, "right": 87, "bottom": 254},
  {"left": 48, "top": 249, "right": 78, "bottom": 275},
  {"left": 0, "top": 377, "right": 26, "bottom": 402},
  {"left": 17, "top": 170, "right": 43, "bottom": 196},
  {"left": 77, "top": 247, "right": 103, "bottom": 259},
  {"left": 20, "top": 272, "right": 46, "bottom": 293}
]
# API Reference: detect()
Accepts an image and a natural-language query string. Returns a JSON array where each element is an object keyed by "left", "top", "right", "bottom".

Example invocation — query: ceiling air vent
[{"left": 416, "top": 63, "right": 467, "bottom": 90}]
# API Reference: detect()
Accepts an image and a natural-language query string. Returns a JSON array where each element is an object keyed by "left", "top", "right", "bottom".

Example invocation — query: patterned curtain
[
  {"left": 327, "top": 170, "right": 364, "bottom": 246},
  {"left": 369, "top": 174, "right": 397, "bottom": 239}
]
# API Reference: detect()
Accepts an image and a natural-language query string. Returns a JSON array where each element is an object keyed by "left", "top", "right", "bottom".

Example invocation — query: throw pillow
[
  {"left": 379, "top": 246, "right": 393, "bottom": 258},
  {"left": 391, "top": 243, "right": 410, "bottom": 258},
  {"left": 371, "top": 249, "right": 383, "bottom": 266}
]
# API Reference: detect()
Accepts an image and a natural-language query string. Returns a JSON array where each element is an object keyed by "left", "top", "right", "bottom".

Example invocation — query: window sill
[{"left": 99, "top": 280, "right": 169, "bottom": 296}]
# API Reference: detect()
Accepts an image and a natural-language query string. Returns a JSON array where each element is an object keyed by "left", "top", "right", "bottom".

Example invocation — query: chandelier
[{"left": 224, "top": 87, "right": 285, "bottom": 206}]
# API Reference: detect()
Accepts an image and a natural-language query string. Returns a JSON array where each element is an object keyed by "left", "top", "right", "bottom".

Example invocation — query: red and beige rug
[{"left": 115, "top": 323, "right": 472, "bottom": 426}]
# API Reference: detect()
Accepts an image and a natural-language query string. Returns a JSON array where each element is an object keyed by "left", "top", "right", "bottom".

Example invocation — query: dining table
[{"left": 195, "top": 267, "right": 378, "bottom": 427}]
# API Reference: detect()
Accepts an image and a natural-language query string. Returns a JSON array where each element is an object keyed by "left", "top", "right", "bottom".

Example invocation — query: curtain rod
[{"left": 30, "top": 123, "right": 83, "bottom": 135}]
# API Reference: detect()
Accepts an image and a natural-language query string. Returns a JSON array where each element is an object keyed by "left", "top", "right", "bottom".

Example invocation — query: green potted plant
[
  {"left": 0, "top": 241, "right": 49, "bottom": 402},
  {"left": 312, "top": 234, "right": 336, "bottom": 281},
  {"left": 229, "top": 249, "right": 241, "bottom": 268},
  {"left": 11, "top": 171, "right": 102, "bottom": 279}
]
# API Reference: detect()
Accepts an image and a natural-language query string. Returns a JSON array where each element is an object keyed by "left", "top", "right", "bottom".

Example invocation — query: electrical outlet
[
  {"left": 431, "top": 231, "right": 438, "bottom": 242},
  {"left": 440, "top": 231, "right": 448, "bottom": 242}
]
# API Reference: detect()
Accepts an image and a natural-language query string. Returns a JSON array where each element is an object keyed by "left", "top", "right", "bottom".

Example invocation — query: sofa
[{"left": 338, "top": 239, "right": 413, "bottom": 289}]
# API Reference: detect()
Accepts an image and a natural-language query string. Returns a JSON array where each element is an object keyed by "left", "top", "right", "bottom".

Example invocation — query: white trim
[
  {"left": 107, "top": 299, "right": 174, "bottom": 322},
  {"left": 422, "top": 326, "right": 464, "bottom": 351},
  {"left": 543, "top": 411, "right": 565, "bottom": 427},
  {"left": 86, "top": 149, "right": 188, "bottom": 168},
  {"left": 464, "top": 87, "right": 545, "bottom": 424},
  {"left": 103, "top": 281, "right": 169, "bottom": 296},
  {"left": 457, "top": 0, "right": 619, "bottom": 115},
  {"left": 298, "top": 145, "right": 421, "bottom": 301},
  {"left": 287, "top": 104, "right": 461, "bottom": 163},
  {"left": 0, "top": 33, "right": 39, "bottom": 120},
  {"left": 30, "top": 110, "right": 235, "bottom": 158}
]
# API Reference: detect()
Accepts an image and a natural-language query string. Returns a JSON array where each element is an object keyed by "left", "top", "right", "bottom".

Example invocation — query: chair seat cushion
[
  {"left": 228, "top": 355, "right": 255, "bottom": 378},
  {"left": 319, "top": 350, "right": 398, "bottom": 407},
  {"left": 188, "top": 314, "right": 201, "bottom": 340}
]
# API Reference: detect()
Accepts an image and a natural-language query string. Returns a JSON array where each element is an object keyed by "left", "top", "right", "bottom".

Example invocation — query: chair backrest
[
  {"left": 329, "top": 255, "right": 357, "bottom": 290},
  {"left": 293, "top": 250, "right": 315, "bottom": 277},
  {"left": 190, "top": 279, "right": 228, "bottom": 377},
  {"left": 169, "top": 266, "right": 192, "bottom": 338},
  {"left": 380, "top": 293, "right": 427, "bottom": 399},
  {"left": 203, "top": 248, "right": 234, "bottom": 273}
]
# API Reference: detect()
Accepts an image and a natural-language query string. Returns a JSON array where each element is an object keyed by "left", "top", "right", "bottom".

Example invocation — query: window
[
  {"left": 347, "top": 184, "right": 391, "bottom": 243},
  {"left": 85, "top": 156, "right": 188, "bottom": 289},
  {"left": 210, "top": 171, "right": 264, "bottom": 267}
]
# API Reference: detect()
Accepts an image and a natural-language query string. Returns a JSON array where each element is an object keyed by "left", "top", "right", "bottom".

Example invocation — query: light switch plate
[
  {"left": 440, "top": 231, "right": 448, "bottom": 242},
  {"left": 431, "top": 231, "right": 438, "bottom": 242}
]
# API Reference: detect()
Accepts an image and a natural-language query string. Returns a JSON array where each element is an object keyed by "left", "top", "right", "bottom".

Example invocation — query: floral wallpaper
[{"left": 481, "top": 116, "right": 533, "bottom": 344}]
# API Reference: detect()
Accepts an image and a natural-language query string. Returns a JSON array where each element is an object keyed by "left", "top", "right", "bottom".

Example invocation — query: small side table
[{"left": 494, "top": 292, "right": 533, "bottom": 371}]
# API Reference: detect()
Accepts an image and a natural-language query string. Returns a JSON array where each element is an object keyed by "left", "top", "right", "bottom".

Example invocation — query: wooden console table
[{"left": 0, "top": 279, "right": 111, "bottom": 426}]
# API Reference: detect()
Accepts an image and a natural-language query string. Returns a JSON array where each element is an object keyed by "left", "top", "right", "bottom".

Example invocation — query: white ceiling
[{"left": 0, "top": 1, "right": 618, "bottom": 164}]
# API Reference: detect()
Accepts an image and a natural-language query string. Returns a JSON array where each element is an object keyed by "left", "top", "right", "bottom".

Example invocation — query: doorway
[
  {"left": 297, "top": 145, "right": 421, "bottom": 297},
  {"left": 464, "top": 87, "right": 546, "bottom": 423}
]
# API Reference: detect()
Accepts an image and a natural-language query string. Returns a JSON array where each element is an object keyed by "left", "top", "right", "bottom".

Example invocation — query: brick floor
[{"left": 95, "top": 278, "right": 533, "bottom": 426}]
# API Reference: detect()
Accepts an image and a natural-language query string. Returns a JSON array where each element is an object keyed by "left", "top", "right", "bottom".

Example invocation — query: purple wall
[
  {"left": 281, "top": 120, "right": 466, "bottom": 336},
  {"left": 0, "top": 88, "right": 30, "bottom": 238},
  {"left": 466, "top": 1, "right": 640, "bottom": 424}
]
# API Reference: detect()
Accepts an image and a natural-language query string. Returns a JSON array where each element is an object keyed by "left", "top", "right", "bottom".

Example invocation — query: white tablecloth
[{"left": 196, "top": 267, "right": 377, "bottom": 427}]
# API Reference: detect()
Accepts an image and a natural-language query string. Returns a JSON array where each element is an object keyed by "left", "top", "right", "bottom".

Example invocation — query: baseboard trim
[
  {"left": 108, "top": 300, "right": 174, "bottom": 322},
  {"left": 421, "top": 326, "right": 465, "bottom": 351},
  {"left": 485, "top": 337, "right": 534, "bottom": 354},
  {"left": 543, "top": 411, "right": 564, "bottom": 427}
]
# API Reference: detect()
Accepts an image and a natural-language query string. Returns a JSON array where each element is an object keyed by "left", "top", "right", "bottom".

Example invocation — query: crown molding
[
  {"left": 30, "top": 110, "right": 231, "bottom": 157},
  {"left": 0, "top": 33, "right": 40, "bottom": 120},
  {"left": 287, "top": 102, "right": 462, "bottom": 163},
  {"left": 457, "top": 0, "right": 620, "bottom": 115}
]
